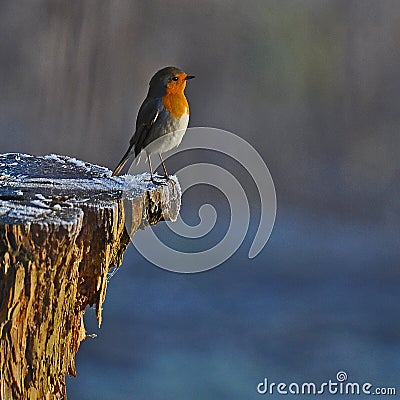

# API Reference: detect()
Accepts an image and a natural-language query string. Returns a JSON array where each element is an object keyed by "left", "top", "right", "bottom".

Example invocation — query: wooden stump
[{"left": 0, "top": 154, "right": 181, "bottom": 399}]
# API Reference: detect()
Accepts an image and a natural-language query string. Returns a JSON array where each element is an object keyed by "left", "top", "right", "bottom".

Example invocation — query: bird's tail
[{"left": 112, "top": 145, "right": 133, "bottom": 176}]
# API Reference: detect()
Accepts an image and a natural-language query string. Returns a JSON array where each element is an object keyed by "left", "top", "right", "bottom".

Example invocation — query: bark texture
[{"left": 0, "top": 154, "right": 181, "bottom": 399}]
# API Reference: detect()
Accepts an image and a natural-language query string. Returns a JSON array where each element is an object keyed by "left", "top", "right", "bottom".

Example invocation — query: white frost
[{"left": 31, "top": 199, "right": 51, "bottom": 208}]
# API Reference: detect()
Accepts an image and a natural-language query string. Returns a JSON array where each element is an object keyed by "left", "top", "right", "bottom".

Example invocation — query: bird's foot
[
  {"left": 144, "top": 177, "right": 167, "bottom": 186},
  {"left": 163, "top": 175, "right": 176, "bottom": 185}
]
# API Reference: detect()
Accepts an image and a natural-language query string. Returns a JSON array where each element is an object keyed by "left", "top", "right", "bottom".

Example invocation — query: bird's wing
[{"left": 131, "top": 98, "right": 162, "bottom": 156}]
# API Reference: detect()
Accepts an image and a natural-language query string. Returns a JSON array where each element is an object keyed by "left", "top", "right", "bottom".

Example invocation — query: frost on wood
[{"left": 0, "top": 153, "right": 181, "bottom": 400}]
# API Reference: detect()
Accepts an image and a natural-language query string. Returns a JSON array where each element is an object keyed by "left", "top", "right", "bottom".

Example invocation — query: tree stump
[{"left": 0, "top": 153, "right": 181, "bottom": 400}]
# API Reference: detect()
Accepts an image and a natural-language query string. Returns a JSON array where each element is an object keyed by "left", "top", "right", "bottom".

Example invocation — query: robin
[{"left": 112, "top": 66, "right": 194, "bottom": 182}]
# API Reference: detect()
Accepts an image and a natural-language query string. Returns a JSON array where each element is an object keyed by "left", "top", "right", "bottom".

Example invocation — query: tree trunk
[{"left": 0, "top": 153, "right": 180, "bottom": 399}]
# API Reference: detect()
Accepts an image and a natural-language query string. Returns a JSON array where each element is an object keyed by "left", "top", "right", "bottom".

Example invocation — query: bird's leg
[
  {"left": 147, "top": 154, "right": 153, "bottom": 179},
  {"left": 159, "top": 153, "right": 169, "bottom": 179},
  {"left": 147, "top": 154, "right": 165, "bottom": 186},
  {"left": 159, "top": 153, "right": 175, "bottom": 184}
]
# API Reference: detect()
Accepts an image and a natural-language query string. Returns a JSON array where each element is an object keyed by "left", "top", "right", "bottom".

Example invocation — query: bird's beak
[{"left": 185, "top": 75, "right": 195, "bottom": 80}]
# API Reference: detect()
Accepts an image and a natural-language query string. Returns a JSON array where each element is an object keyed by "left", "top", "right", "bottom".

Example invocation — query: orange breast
[{"left": 162, "top": 92, "right": 189, "bottom": 118}]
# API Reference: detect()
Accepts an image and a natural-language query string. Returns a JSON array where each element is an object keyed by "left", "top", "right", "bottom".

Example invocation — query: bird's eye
[{"left": 172, "top": 76, "right": 179, "bottom": 81}]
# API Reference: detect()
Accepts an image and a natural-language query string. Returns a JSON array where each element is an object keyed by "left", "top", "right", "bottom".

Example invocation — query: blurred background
[{"left": 1, "top": 0, "right": 399, "bottom": 398}]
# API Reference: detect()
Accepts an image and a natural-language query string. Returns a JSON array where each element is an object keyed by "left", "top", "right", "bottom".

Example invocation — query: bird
[{"left": 112, "top": 66, "right": 194, "bottom": 183}]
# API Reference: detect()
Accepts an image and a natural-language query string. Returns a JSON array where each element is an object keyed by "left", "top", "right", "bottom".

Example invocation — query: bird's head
[{"left": 149, "top": 66, "right": 194, "bottom": 96}]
